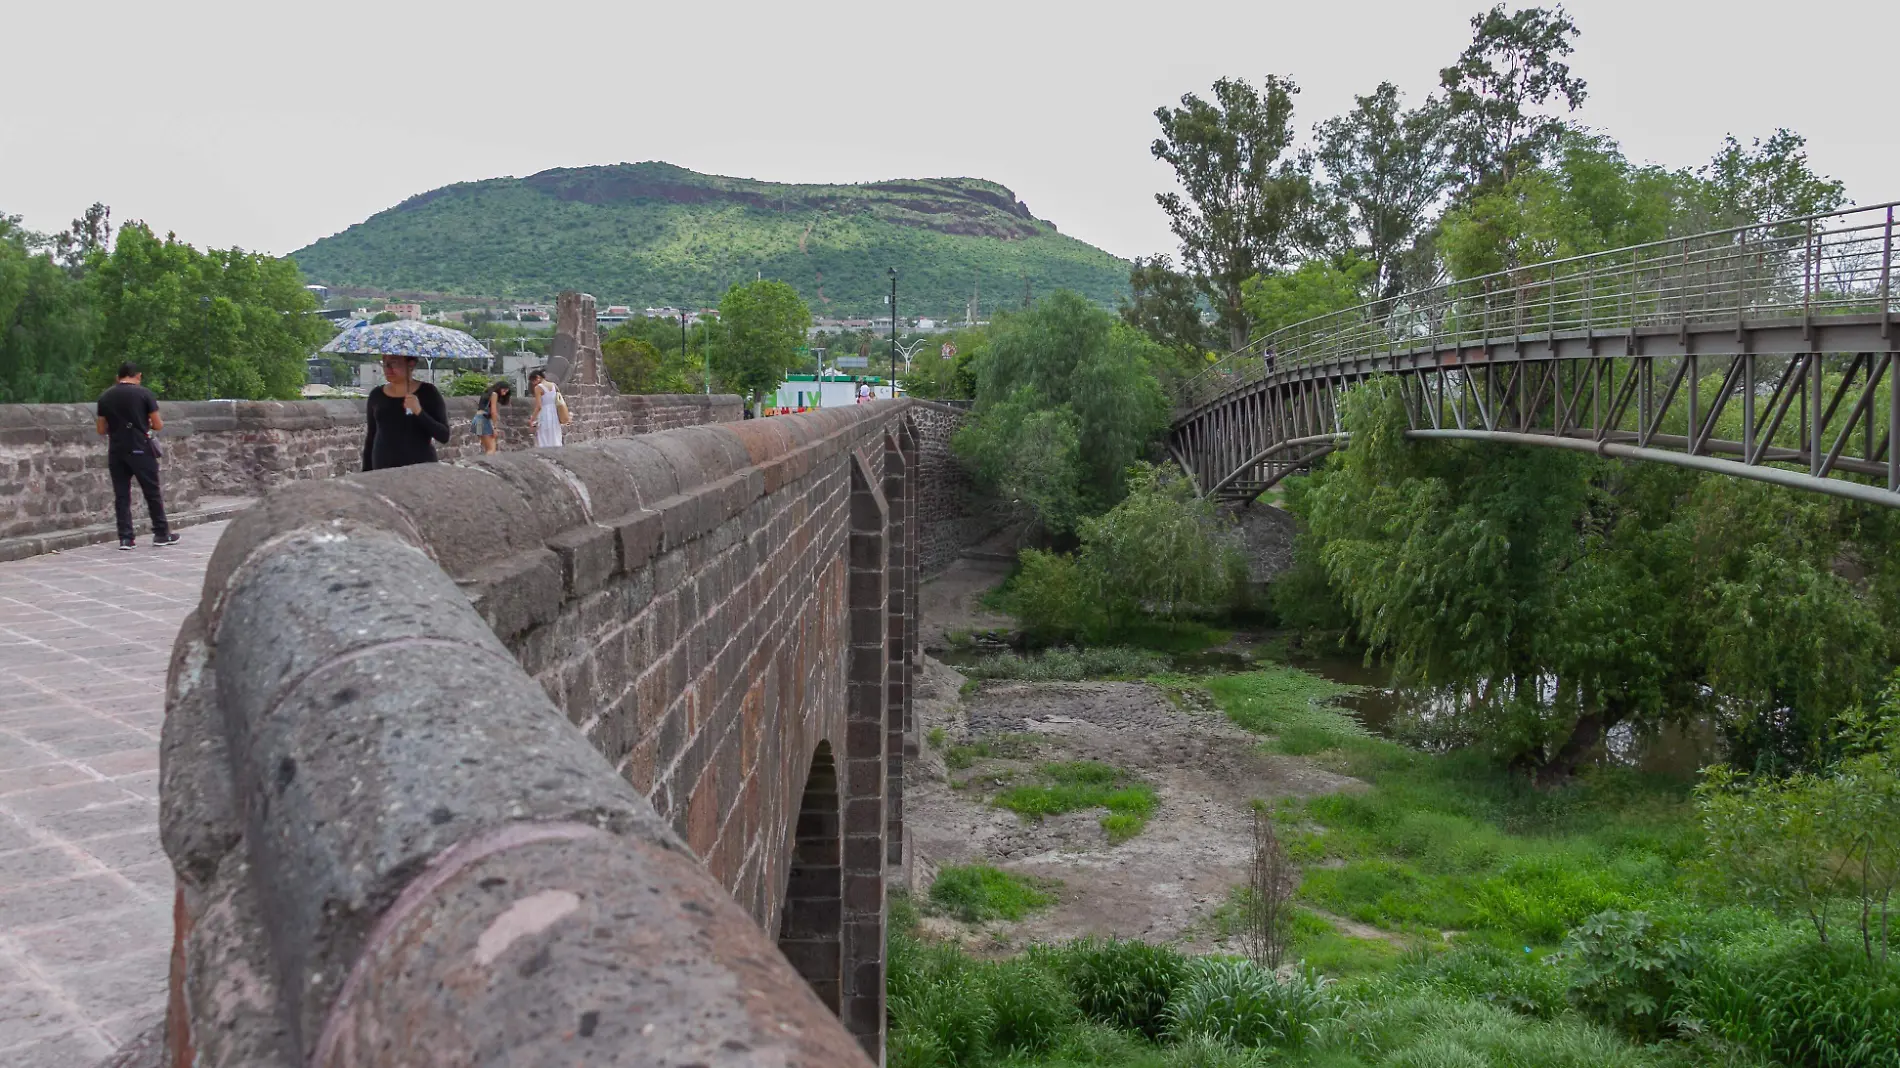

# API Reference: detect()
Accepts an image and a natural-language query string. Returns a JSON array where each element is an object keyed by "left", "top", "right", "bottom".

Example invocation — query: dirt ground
[
  {"left": 906, "top": 566, "right": 1364, "bottom": 953},
  {"left": 917, "top": 557, "right": 1015, "bottom": 651}
]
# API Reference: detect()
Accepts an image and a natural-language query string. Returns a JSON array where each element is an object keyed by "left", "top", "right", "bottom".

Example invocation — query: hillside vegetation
[{"left": 289, "top": 162, "right": 1131, "bottom": 317}]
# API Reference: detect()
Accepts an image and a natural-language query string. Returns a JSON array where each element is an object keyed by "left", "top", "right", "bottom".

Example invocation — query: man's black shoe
[
  {"left": 153, "top": 533, "right": 180, "bottom": 547},
  {"left": 118, "top": 539, "right": 136, "bottom": 551}
]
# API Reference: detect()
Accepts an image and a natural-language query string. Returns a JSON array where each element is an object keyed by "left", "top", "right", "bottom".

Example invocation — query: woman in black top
[{"left": 362, "top": 354, "right": 451, "bottom": 471}]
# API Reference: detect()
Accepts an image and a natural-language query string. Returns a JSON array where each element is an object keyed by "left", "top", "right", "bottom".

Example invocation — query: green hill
[{"left": 290, "top": 162, "right": 1132, "bottom": 318}]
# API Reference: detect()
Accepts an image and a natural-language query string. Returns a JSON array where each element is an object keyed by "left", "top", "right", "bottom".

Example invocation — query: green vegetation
[
  {"left": 2, "top": 208, "right": 326, "bottom": 402},
  {"left": 1201, "top": 669, "right": 1364, "bottom": 754},
  {"left": 287, "top": 163, "right": 1131, "bottom": 316},
  {"left": 995, "top": 465, "right": 1245, "bottom": 644},
  {"left": 714, "top": 278, "right": 810, "bottom": 404},
  {"left": 927, "top": 864, "right": 1057, "bottom": 923},
  {"left": 994, "top": 761, "right": 1158, "bottom": 843},
  {"left": 954, "top": 293, "right": 1172, "bottom": 532}
]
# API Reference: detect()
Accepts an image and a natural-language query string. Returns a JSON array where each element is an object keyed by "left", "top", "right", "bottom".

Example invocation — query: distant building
[
  {"left": 385, "top": 302, "right": 423, "bottom": 321},
  {"left": 512, "top": 303, "right": 553, "bottom": 321},
  {"left": 597, "top": 305, "right": 634, "bottom": 325},
  {"left": 305, "top": 283, "right": 330, "bottom": 303}
]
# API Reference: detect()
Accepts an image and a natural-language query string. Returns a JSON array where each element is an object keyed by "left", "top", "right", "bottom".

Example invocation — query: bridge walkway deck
[{"left": 0, "top": 524, "right": 226, "bottom": 1066}]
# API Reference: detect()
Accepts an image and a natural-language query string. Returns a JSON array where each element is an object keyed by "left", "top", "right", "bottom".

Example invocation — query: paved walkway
[{"left": 0, "top": 525, "right": 225, "bottom": 1067}]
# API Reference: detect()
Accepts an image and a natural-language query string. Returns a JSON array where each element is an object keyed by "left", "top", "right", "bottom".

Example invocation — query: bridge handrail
[{"left": 1179, "top": 201, "right": 1900, "bottom": 412}]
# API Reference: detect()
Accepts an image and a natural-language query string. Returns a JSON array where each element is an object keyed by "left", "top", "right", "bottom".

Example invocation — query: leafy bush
[
  {"left": 1057, "top": 937, "right": 1190, "bottom": 1040},
  {"left": 1165, "top": 958, "right": 1334, "bottom": 1049},
  {"left": 984, "top": 958, "right": 1076, "bottom": 1054},
  {"left": 1077, "top": 464, "right": 1242, "bottom": 619},
  {"left": 1007, "top": 549, "right": 1108, "bottom": 644},
  {"left": 449, "top": 372, "right": 497, "bottom": 396},
  {"left": 1555, "top": 910, "right": 1697, "bottom": 1039},
  {"left": 1558, "top": 900, "right": 1694, "bottom": 1033},
  {"left": 1687, "top": 936, "right": 1900, "bottom": 1068},
  {"left": 928, "top": 864, "right": 1056, "bottom": 923},
  {"left": 994, "top": 762, "right": 1159, "bottom": 843},
  {"left": 961, "top": 646, "right": 1168, "bottom": 682}
]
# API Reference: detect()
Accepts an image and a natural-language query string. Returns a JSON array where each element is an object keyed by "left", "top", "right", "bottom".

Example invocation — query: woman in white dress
[{"left": 527, "top": 369, "right": 563, "bottom": 448}]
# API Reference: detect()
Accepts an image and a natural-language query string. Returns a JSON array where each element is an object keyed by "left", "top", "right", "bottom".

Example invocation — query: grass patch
[
  {"left": 1288, "top": 908, "right": 1408, "bottom": 977},
  {"left": 928, "top": 863, "right": 1057, "bottom": 922},
  {"left": 944, "top": 733, "right": 1041, "bottom": 771},
  {"left": 994, "top": 761, "right": 1159, "bottom": 843},
  {"left": 1203, "top": 668, "right": 1365, "bottom": 753},
  {"left": 960, "top": 645, "right": 1169, "bottom": 681},
  {"left": 926, "top": 726, "right": 946, "bottom": 750}
]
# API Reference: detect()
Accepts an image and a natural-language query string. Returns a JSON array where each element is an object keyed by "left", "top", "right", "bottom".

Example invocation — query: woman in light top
[{"left": 528, "top": 369, "right": 563, "bottom": 448}]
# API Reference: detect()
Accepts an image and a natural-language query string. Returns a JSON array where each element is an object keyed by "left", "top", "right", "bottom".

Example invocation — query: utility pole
[{"left": 888, "top": 267, "right": 898, "bottom": 387}]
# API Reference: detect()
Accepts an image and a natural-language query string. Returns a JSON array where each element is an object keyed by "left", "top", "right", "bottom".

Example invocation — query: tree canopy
[
  {"left": 955, "top": 291, "right": 1169, "bottom": 532},
  {"left": 715, "top": 279, "right": 811, "bottom": 405}
]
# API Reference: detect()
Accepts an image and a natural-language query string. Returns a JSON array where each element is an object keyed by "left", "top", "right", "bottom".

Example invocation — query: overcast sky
[{"left": 4, "top": 0, "right": 1896, "bottom": 264}]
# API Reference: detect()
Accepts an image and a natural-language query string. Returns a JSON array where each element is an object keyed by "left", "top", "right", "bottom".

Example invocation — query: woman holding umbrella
[
  {"left": 323, "top": 319, "right": 485, "bottom": 471},
  {"left": 363, "top": 353, "right": 450, "bottom": 471}
]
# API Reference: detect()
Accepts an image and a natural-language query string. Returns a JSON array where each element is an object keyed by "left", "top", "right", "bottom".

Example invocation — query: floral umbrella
[{"left": 320, "top": 319, "right": 493, "bottom": 362}]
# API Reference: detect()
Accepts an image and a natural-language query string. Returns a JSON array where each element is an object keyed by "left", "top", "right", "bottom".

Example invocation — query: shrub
[
  {"left": 1687, "top": 936, "right": 1900, "bottom": 1068},
  {"left": 1008, "top": 548, "right": 1108, "bottom": 643},
  {"left": 1076, "top": 463, "right": 1241, "bottom": 619},
  {"left": 928, "top": 864, "right": 1056, "bottom": 923},
  {"left": 1556, "top": 909, "right": 1697, "bottom": 1040},
  {"left": 448, "top": 372, "right": 496, "bottom": 396},
  {"left": 1165, "top": 958, "right": 1334, "bottom": 1049},
  {"left": 1057, "top": 937, "right": 1190, "bottom": 1040},
  {"left": 984, "top": 958, "right": 1076, "bottom": 1055}
]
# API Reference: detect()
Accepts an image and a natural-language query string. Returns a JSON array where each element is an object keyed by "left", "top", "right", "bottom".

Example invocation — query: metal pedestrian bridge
[{"left": 1171, "top": 203, "right": 1900, "bottom": 508}]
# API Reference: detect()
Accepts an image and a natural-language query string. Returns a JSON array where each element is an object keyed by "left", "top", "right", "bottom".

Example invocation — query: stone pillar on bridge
[{"left": 843, "top": 451, "right": 889, "bottom": 1056}]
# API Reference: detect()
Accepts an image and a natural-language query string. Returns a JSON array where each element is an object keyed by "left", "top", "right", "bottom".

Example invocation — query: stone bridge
[
  {"left": 161, "top": 401, "right": 936, "bottom": 1066},
  {"left": 0, "top": 292, "right": 983, "bottom": 1067}
]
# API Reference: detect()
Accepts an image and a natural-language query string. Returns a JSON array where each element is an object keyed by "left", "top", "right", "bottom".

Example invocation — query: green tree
[
  {"left": 0, "top": 213, "right": 96, "bottom": 403},
  {"left": 1314, "top": 83, "right": 1451, "bottom": 301},
  {"left": 1076, "top": 463, "right": 1239, "bottom": 619},
  {"left": 1437, "top": 133, "right": 1692, "bottom": 278},
  {"left": 51, "top": 202, "right": 112, "bottom": 278},
  {"left": 1241, "top": 256, "right": 1376, "bottom": 340},
  {"left": 959, "top": 291, "right": 1169, "bottom": 529},
  {"left": 1118, "top": 254, "right": 1211, "bottom": 379},
  {"left": 954, "top": 389, "right": 1085, "bottom": 533},
  {"left": 87, "top": 222, "right": 326, "bottom": 399},
  {"left": 1439, "top": 5, "right": 1589, "bottom": 198},
  {"left": 715, "top": 279, "right": 810, "bottom": 404},
  {"left": 1694, "top": 129, "right": 1848, "bottom": 229},
  {"left": 898, "top": 328, "right": 981, "bottom": 400},
  {"left": 371, "top": 311, "right": 401, "bottom": 324},
  {"left": 1152, "top": 75, "right": 1318, "bottom": 351}
]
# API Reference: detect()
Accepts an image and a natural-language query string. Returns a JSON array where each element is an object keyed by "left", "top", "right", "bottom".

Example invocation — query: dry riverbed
[{"left": 907, "top": 561, "right": 1369, "bottom": 955}]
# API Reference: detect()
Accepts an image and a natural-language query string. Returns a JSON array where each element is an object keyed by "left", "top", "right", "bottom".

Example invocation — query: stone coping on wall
[{"left": 160, "top": 402, "right": 914, "bottom": 1067}]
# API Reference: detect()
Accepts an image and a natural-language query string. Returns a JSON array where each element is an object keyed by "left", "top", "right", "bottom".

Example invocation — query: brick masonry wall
[{"left": 158, "top": 401, "right": 921, "bottom": 1066}]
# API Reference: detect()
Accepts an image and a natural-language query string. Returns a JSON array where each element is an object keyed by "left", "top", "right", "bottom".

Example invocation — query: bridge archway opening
[{"left": 776, "top": 740, "right": 842, "bottom": 1013}]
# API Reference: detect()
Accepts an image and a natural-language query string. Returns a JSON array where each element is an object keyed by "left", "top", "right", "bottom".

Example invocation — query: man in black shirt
[{"left": 95, "top": 362, "right": 176, "bottom": 550}]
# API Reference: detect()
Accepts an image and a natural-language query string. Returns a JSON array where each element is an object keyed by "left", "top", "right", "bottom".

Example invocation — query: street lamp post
[{"left": 888, "top": 267, "right": 898, "bottom": 387}]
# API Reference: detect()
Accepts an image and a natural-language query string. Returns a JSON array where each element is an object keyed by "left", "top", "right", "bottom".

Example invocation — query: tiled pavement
[{"left": 0, "top": 524, "right": 226, "bottom": 1067}]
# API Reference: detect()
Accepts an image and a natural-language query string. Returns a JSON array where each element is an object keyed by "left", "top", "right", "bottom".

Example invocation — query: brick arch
[{"left": 776, "top": 741, "right": 842, "bottom": 1012}]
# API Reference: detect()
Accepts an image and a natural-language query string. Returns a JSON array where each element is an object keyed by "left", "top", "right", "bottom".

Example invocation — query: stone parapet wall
[
  {"left": 908, "top": 400, "right": 1001, "bottom": 575},
  {"left": 159, "top": 401, "right": 921, "bottom": 1066},
  {"left": 0, "top": 393, "right": 738, "bottom": 541}
]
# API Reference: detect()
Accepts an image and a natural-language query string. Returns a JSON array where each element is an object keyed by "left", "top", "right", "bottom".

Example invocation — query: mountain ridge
[{"left": 290, "top": 162, "right": 1131, "bottom": 317}]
